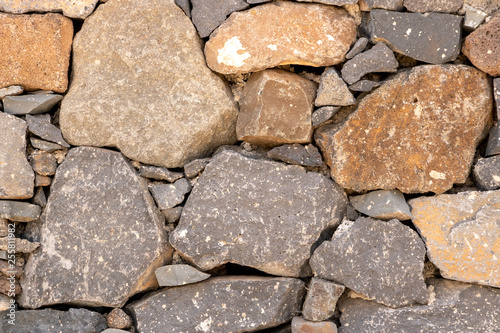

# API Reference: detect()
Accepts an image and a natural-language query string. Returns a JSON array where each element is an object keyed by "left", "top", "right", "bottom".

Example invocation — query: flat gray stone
[
  {"left": 162, "top": 207, "right": 183, "bottom": 223},
  {"left": 359, "top": 0, "right": 404, "bottom": 10},
  {"left": 404, "top": 0, "right": 462, "bottom": 13},
  {"left": 315, "top": 68, "right": 355, "bottom": 107},
  {"left": 128, "top": 276, "right": 305, "bottom": 333},
  {"left": 149, "top": 178, "right": 191, "bottom": 210},
  {"left": 350, "top": 189, "right": 412, "bottom": 220},
  {"left": 26, "top": 114, "right": 69, "bottom": 148},
  {"left": 349, "top": 79, "right": 381, "bottom": 92},
  {"left": 170, "top": 150, "right": 347, "bottom": 277},
  {"left": 0, "top": 85, "right": 23, "bottom": 99},
  {"left": 345, "top": 37, "right": 369, "bottom": 59},
  {"left": 473, "top": 155, "right": 500, "bottom": 190},
  {"left": 296, "top": 0, "right": 357, "bottom": 5},
  {"left": 0, "top": 112, "right": 34, "bottom": 199},
  {"left": 184, "top": 157, "right": 211, "bottom": 178},
  {"left": 19, "top": 147, "right": 171, "bottom": 308},
  {"left": 463, "top": 4, "right": 488, "bottom": 30},
  {"left": 341, "top": 42, "right": 398, "bottom": 85},
  {"left": 486, "top": 123, "right": 500, "bottom": 156},
  {"left": 191, "top": 0, "right": 249, "bottom": 38},
  {"left": 155, "top": 264, "right": 210, "bottom": 286},
  {"left": 267, "top": 144, "right": 324, "bottom": 167},
  {"left": 30, "top": 138, "right": 65, "bottom": 153},
  {"left": 139, "top": 165, "right": 183, "bottom": 182},
  {"left": 3, "top": 93, "right": 62, "bottom": 115},
  {"left": 0, "top": 201, "right": 40, "bottom": 222},
  {"left": 369, "top": 10, "right": 462, "bottom": 64},
  {"left": 303, "top": 278, "right": 345, "bottom": 322},
  {"left": 312, "top": 106, "right": 341, "bottom": 128},
  {"left": 310, "top": 217, "right": 428, "bottom": 308},
  {"left": 338, "top": 278, "right": 500, "bottom": 333},
  {"left": 175, "top": 0, "right": 191, "bottom": 17}
]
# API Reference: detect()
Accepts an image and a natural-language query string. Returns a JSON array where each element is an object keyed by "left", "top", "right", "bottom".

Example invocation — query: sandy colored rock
[
  {"left": 315, "top": 68, "right": 355, "bottom": 107},
  {"left": 204, "top": 1, "right": 356, "bottom": 74},
  {"left": 462, "top": 0, "right": 500, "bottom": 14},
  {"left": 60, "top": 0, "right": 238, "bottom": 168},
  {"left": 0, "top": 0, "right": 99, "bottom": 19},
  {"left": 292, "top": 317, "right": 337, "bottom": 333},
  {"left": 302, "top": 278, "right": 345, "bottom": 321},
  {"left": 107, "top": 308, "right": 132, "bottom": 330},
  {"left": 315, "top": 65, "right": 493, "bottom": 194},
  {"left": 359, "top": 0, "right": 404, "bottom": 10},
  {"left": 0, "top": 13, "right": 72, "bottom": 93},
  {"left": 409, "top": 190, "right": 500, "bottom": 288}
]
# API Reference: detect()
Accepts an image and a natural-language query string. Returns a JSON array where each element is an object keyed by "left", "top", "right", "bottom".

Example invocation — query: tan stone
[
  {"left": 0, "top": 0, "right": 99, "bottom": 19},
  {"left": 315, "top": 65, "right": 493, "bottom": 194},
  {"left": 237, "top": 69, "right": 317, "bottom": 147},
  {"left": 409, "top": 190, "right": 500, "bottom": 288},
  {"left": 0, "top": 13, "right": 73, "bottom": 93},
  {"left": 204, "top": 1, "right": 357, "bottom": 74}
]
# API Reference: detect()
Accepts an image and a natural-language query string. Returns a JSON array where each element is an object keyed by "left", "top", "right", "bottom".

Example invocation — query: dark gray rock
[
  {"left": 175, "top": 0, "right": 191, "bottom": 17},
  {"left": 345, "top": 37, "right": 369, "bottom": 59},
  {"left": 359, "top": 0, "right": 404, "bottom": 10},
  {"left": 149, "top": 178, "right": 192, "bottom": 210},
  {"left": 18, "top": 147, "right": 171, "bottom": 308},
  {"left": 128, "top": 276, "right": 305, "bottom": 333},
  {"left": 404, "top": 0, "right": 462, "bottom": 13},
  {"left": 338, "top": 278, "right": 500, "bottom": 333},
  {"left": 369, "top": 10, "right": 462, "bottom": 64},
  {"left": 267, "top": 144, "right": 323, "bottom": 167},
  {"left": 310, "top": 217, "right": 428, "bottom": 308},
  {"left": 341, "top": 42, "right": 398, "bottom": 85},
  {"left": 0, "top": 201, "right": 41, "bottom": 222},
  {"left": 315, "top": 68, "right": 355, "bottom": 107},
  {"left": 139, "top": 165, "right": 183, "bottom": 182},
  {"left": 30, "top": 138, "right": 65, "bottom": 152},
  {"left": 349, "top": 79, "right": 381, "bottom": 92},
  {"left": 191, "top": 0, "right": 249, "bottom": 38},
  {"left": 170, "top": 150, "right": 347, "bottom": 277},
  {"left": 32, "top": 187, "right": 47, "bottom": 208},
  {"left": 162, "top": 207, "right": 183, "bottom": 223},
  {"left": 1, "top": 308, "right": 107, "bottom": 333},
  {"left": 26, "top": 114, "right": 69, "bottom": 148},
  {"left": 29, "top": 151, "right": 57, "bottom": 176},
  {"left": 302, "top": 277, "right": 345, "bottom": 322},
  {"left": 473, "top": 155, "right": 500, "bottom": 190},
  {"left": 3, "top": 93, "right": 62, "bottom": 115},
  {"left": 486, "top": 123, "right": 500, "bottom": 156},
  {"left": 0, "top": 85, "right": 23, "bottom": 99},
  {"left": 312, "top": 106, "right": 341, "bottom": 128},
  {"left": 184, "top": 157, "right": 211, "bottom": 178},
  {"left": 350, "top": 189, "right": 412, "bottom": 220},
  {"left": 155, "top": 264, "right": 210, "bottom": 286}
]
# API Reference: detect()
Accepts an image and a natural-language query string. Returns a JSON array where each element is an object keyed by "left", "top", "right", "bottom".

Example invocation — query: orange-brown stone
[
  {"left": 204, "top": 1, "right": 357, "bottom": 74},
  {"left": 0, "top": 13, "right": 73, "bottom": 93},
  {"left": 315, "top": 65, "right": 493, "bottom": 194}
]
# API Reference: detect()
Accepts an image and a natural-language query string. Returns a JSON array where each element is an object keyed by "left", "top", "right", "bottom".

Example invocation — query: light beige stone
[{"left": 0, "top": 0, "right": 99, "bottom": 19}]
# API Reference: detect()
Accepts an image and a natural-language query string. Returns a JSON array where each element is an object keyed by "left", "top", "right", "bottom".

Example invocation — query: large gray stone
[
  {"left": 60, "top": 0, "right": 238, "bottom": 168},
  {"left": 473, "top": 155, "right": 500, "bottom": 190},
  {"left": 338, "top": 278, "right": 500, "bottom": 333},
  {"left": 315, "top": 68, "right": 355, "bottom": 107},
  {"left": 310, "top": 217, "right": 428, "bottom": 308},
  {"left": 350, "top": 189, "right": 412, "bottom": 220},
  {"left": 18, "top": 147, "right": 171, "bottom": 308},
  {"left": 170, "top": 150, "right": 347, "bottom": 277},
  {"left": 26, "top": 114, "right": 69, "bottom": 148},
  {"left": 155, "top": 264, "right": 210, "bottom": 287},
  {"left": 3, "top": 93, "right": 62, "bottom": 115},
  {"left": 191, "top": 0, "right": 249, "bottom": 38},
  {"left": 128, "top": 276, "right": 305, "bottom": 333}
]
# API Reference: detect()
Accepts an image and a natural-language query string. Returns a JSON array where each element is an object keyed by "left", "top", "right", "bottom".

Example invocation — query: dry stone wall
[{"left": 0, "top": 0, "right": 499, "bottom": 332}]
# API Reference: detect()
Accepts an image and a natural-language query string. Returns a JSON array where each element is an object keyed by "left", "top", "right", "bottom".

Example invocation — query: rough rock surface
[
  {"left": 184, "top": 158, "right": 211, "bottom": 178},
  {"left": 149, "top": 178, "right": 191, "bottom": 210},
  {"left": 191, "top": 0, "right": 249, "bottom": 38},
  {"left": 139, "top": 165, "right": 183, "bottom": 182},
  {"left": 349, "top": 79, "right": 381, "bottom": 92},
  {"left": 170, "top": 150, "right": 347, "bottom": 277},
  {"left": 0, "top": 201, "right": 40, "bottom": 222},
  {"left": 0, "top": 113, "right": 34, "bottom": 199},
  {"left": 0, "top": 85, "right": 23, "bottom": 99},
  {"left": 292, "top": 317, "right": 337, "bottom": 333},
  {"left": 473, "top": 156, "right": 500, "bottom": 190},
  {"left": 297, "top": 0, "right": 357, "bottom": 4},
  {"left": 0, "top": 13, "right": 73, "bottom": 93},
  {"left": 237, "top": 69, "right": 317, "bottom": 146},
  {"left": 204, "top": 1, "right": 357, "bottom": 74},
  {"left": 359, "top": 0, "right": 404, "bottom": 10},
  {"left": 404, "top": 0, "right": 462, "bottom": 13},
  {"left": 60, "top": 0, "right": 238, "bottom": 168},
  {"left": 345, "top": 37, "right": 369, "bottom": 59},
  {"left": 315, "top": 65, "right": 493, "bottom": 194},
  {"left": 0, "top": 237, "right": 40, "bottom": 253},
  {"left": 267, "top": 144, "right": 323, "bottom": 167},
  {"left": 315, "top": 68, "right": 355, "bottom": 107},
  {"left": 312, "top": 106, "right": 340, "bottom": 128},
  {"left": 107, "top": 308, "right": 132, "bottom": 330},
  {"left": 310, "top": 217, "right": 428, "bottom": 308},
  {"left": 302, "top": 278, "right": 345, "bottom": 321},
  {"left": 338, "top": 278, "right": 500, "bottom": 333},
  {"left": 409, "top": 190, "right": 500, "bottom": 288},
  {"left": 19, "top": 147, "right": 171, "bottom": 308},
  {"left": 26, "top": 114, "right": 69, "bottom": 148},
  {"left": 486, "top": 124, "right": 500, "bottom": 156},
  {"left": 369, "top": 10, "right": 462, "bottom": 64},
  {"left": 0, "top": 0, "right": 99, "bottom": 19},
  {"left": 3, "top": 93, "right": 62, "bottom": 115},
  {"left": 30, "top": 138, "right": 65, "bottom": 153},
  {"left": 350, "top": 190, "right": 412, "bottom": 220},
  {"left": 29, "top": 151, "right": 57, "bottom": 176},
  {"left": 462, "top": 4, "right": 488, "bottom": 30},
  {"left": 155, "top": 264, "right": 210, "bottom": 286},
  {"left": 128, "top": 276, "right": 305, "bottom": 333},
  {"left": 463, "top": 0, "right": 500, "bottom": 14}
]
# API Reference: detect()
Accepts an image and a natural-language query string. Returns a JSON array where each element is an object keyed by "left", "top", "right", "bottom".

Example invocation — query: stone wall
[{"left": 0, "top": 0, "right": 499, "bottom": 332}]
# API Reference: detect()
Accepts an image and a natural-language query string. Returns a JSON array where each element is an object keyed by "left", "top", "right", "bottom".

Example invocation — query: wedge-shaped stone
[
  {"left": 204, "top": 1, "right": 356, "bottom": 74},
  {"left": 128, "top": 276, "right": 305, "bottom": 333},
  {"left": 155, "top": 264, "right": 210, "bottom": 287},
  {"left": 350, "top": 189, "right": 412, "bottom": 220},
  {"left": 303, "top": 278, "right": 345, "bottom": 322},
  {"left": 409, "top": 190, "right": 500, "bottom": 288},
  {"left": 315, "top": 68, "right": 355, "bottom": 107},
  {"left": 191, "top": 0, "right": 249, "bottom": 38},
  {"left": 170, "top": 150, "right": 347, "bottom": 277},
  {"left": 3, "top": 93, "right": 62, "bottom": 115},
  {"left": 26, "top": 114, "right": 69, "bottom": 148},
  {"left": 0, "top": 0, "right": 99, "bottom": 19},
  {"left": 473, "top": 156, "right": 500, "bottom": 190},
  {"left": 268, "top": 144, "right": 323, "bottom": 168},
  {"left": 19, "top": 147, "right": 171, "bottom": 308}
]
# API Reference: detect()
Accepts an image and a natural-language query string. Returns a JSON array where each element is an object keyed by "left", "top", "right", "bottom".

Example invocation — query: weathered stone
[
  {"left": 155, "top": 264, "right": 211, "bottom": 287},
  {"left": 0, "top": 308, "right": 108, "bottom": 333},
  {"left": 0, "top": 113, "right": 34, "bottom": 199},
  {"left": 191, "top": 0, "right": 249, "bottom": 38},
  {"left": 338, "top": 278, "right": 500, "bottom": 333},
  {"left": 107, "top": 308, "right": 132, "bottom": 330},
  {"left": 463, "top": 4, "right": 488, "bottom": 30},
  {"left": 29, "top": 151, "right": 57, "bottom": 177},
  {"left": 315, "top": 65, "right": 493, "bottom": 194},
  {"left": 303, "top": 278, "right": 345, "bottom": 321},
  {"left": 128, "top": 276, "right": 305, "bottom": 333},
  {"left": 404, "top": 0, "right": 462, "bottom": 13},
  {"left": 268, "top": 144, "right": 323, "bottom": 167},
  {"left": 315, "top": 68, "right": 355, "bottom": 107},
  {"left": 26, "top": 114, "right": 69, "bottom": 148},
  {"left": 171, "top": 150, "right": 347, "bottom": 277},
  {"left": 204, "top": 2, "right": 357, "bottom": 74},
  {"left": 0, "top": 251, "right": 6, "bottom": 260},
  {"left": 139, "top": 165, "right": 183, "bottom": 182},
  {"left": 32, "top": 187, "right": 47, "bottom": 208},
  {"left": 311, "top": 217, "right": 428, "bottom": 308},
  {"left": 291, "top": 317, "right": 337, "bottom": 333},
  {"left": 0, "top": 219, "right": 7, "bottom": 237},
  {"left": 345, "top": 37, "right": 369, "bottom": 59},
  {"left": 409, "top": 190, "right": 500, "bottom": 287},
  {"left": 3, "top": 93, "right": 62, "bottom": 115},
  {"left": 473, "top": 156, "right": 500, "bottom": 190},
  {"left": 462, "top": 15, "right": 500, "bottom": 77},
  {"left": 60, "top": 0, "right": 238, "bottom": 168},
  {"left": 237, "top": 69, "right": 316, "bottom": 147},
  {"left": 34, "top": 174, "right": 52, "bottom": 187},
  {"left": 312, "top": 106, "right": 341, "bottom": 128},
  {"left": 369, "top": 10, "right": 462, "bottom": 64},
  {"left": 350, "top": 190, "right": 412, "bottom": 220},
  {"left": 175, "top": 0, "right": 191, "bottom": 16},
  {"left": 162, "top": 207, "right": 183, "bottom": 223},
  {"left": 19, "top": 147, "right": 171, "bottom": 308},
  {"left": 184, "top": 158, "right": 211, "bottom": 178},
  {"left": 0, "top": 294, "right": 10, "bottom": 311},
  {"left": 0, "top": 201, "right": 40, "bottom": 222},
  {"left": 462, "top": 0, "right": 500, "bottom": 14},
  {"left": 102, "top": 330, "right": 129, "bottom": 333},
  {"left": 486, "top": 123, "right": 500, "bottom": 156},
  {"left": 0, "top": 86, "right": 23, "bottom": 99},
  {"left": 349, "top": 79, "right": 381, "bottom": 92},
  {"left": 0, "top": 0, "right": 99, "bottom": 19},
  {"left": 0, "top": 13, "right": 72, "bottom": 93},
  {"left": 297, "top": 0, "right": 357, "bottom": 4},
  {"left": 0, "top": 237, "right": 39, "bottom": 253},
  {"left": 359, "top": 0, "right": 404, "bottom": 10},
  {"left": 30, "top": 138, "right": 65, "bottom": 153},
  {"left": 0, "top": 259, "right": 23, "bottom": 277},
  {"left": 149, "top": 178, "right": 191, "bottom": 210},
  {"left": 341, "top": 42, "right": 398, "bottom": 85},
  {"left": 0, "top": 275, "right": 21, "bottom": 295}
]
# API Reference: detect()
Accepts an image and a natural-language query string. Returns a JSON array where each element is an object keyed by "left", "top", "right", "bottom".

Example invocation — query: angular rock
[
  {"left": 359, "top": 0, "right": 404, "bottom": 10},
  {"left": 310, "top": 217, "right": 428, "bottom": 308},
  {"left": 291, "top": 317, "right": 337, "bottom": 333},
  {"left": 267, "top": 144, "right": 323, "bottom": 167},
  {"left": 345, "top": 37, "right": 369, "bottom": 59},
  {"left": 369, "top": 10, "right": 462, "bottom": 64},
  {"left": 184, "top": 158, "right": 211, "bottom": 178},
  {"left": 341, "top": 42, "right": 398, "bottom": 85},
  {"left": 175, "top": 0, "right": 191, "bottom": 17},
  {"left": 462, "top": 0, "right": 500, "bottom": 14},
  {"left": 29, "top": 151, "right": 57, "bottom": 176},
  {"left": 350, "top": 189, "right": 412, "bottom": 220},
  {"left": 0, "top": 0, "right": 99, "bottom": 19},
  {"left": 404, "top": 0, "right": 462, "bottom": 13},
  {"left": 0, "top": 86, "right": 23, "bottom": 99},
  {"left": 296, "top": 0, "right": 357, "bottom": 4},
  {"left": 32, "top": 187, "right": 47, "bottom": 208},
  {"left": 349, "top": 79, "right": 381, "bottom": 92},
  {"left": 107, "top": 308, "right": 132, "bottom": 330},
  {"left": 473, "top": 155, "right": 500, "bottom": 190},
  {"left": 34, "top": 174, "right": 52, "bottom": 187},
  {"left": 462, "top": 15, "right": 500, "bottom": 77},
  {"left": 162, "top": 207, "right": 183, "bottom": 223},
  {"left": 3, "top": 93, "right": 62, "bottom": 115},
  {"left": 30, "top": 138, "right": 65, "bottom": 153},
  {"left": 171, "top": 150, "right": 347, "bottom": 277},
  {"left": 128, "top": 276, "right": 305, "bottom": 333},
  {"left": 0, "top": 237, "right": 40, "bottom": 253},
  {"left": 0, "top": 219, "right": 8, "bottom": 237},
  {"left": 0, "top": 275, "right": 21, "bottom": 295},
  {"left": 139, "top": 165, "right": 183, "bottom": 182},
  {"left": 486, "top": 123, "right": 500, "bottom": 156},
  {"left": 315, "top": 65, "right": 493, "bottom": 194},
  {"left": 312, "top": 106, "right": 340, "bottom": 128},
  {"left": 60, "top": 0, "right": 238, "bottom": 168},
  {"left": 237, "top": 69, "right": 317, "bottom": 147},
  {"left": 0, "top": 201, "right": 40, "bottom": 222},
  {"left": 338, "top": 278, "right": 500, "bottom": 333},
  {"left": 0, "top": 13, "right": 73, "bottom": 93},
  {"left": 463, "top": 4, "right": 488, "bottom": 30},
  {"left": 0, "top": 251, "right": 6, "bottom": 260},
  {"left": 302, "top": 278, "right": 345, "bottom": 322},
  {"left": 155, "top": 264, "right": 210, "bottom": 286},
  {"left": 0, "top": 294, "right": 10, "bottom": 312},
  {"left": 191, "top": 0, "right": 249, "bottom": 38},
  {"left": 0, "top": 259, "right": 23, "bottom": 277},
  {"left": 204, "top": 2, "right": 357, "bottom": 74},
  {"left": 18, "top": 147, "right": 171, "bottom": 308},
  {"left": 102, "top": 330, "right": 129, "bottom": 333},
  {"left": 26, "top": 114, "right": 69, "bottom": 148},
  {"left": 0, "top": 113, "right": 34, "bottom": 199},
  {"left": 149, "top": 178, "right": 191, "bottom": 210},
  {"left": 315, "top": 68, "right": 355, "bottom": 107},
  {"left": 409, "top": 190, "right": 500, "bottom": 287}
]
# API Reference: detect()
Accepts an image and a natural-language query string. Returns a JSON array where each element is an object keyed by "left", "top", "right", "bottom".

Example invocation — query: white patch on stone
[
  {"left": 430, "top": 170, "right": 446, "bottom": 180},
  {"left": 196, "top": 317, "right": 213, "bottom": 331},
  {"left": 405, "top": 28, "right": 411, "bottom": 35},
  {"left": 217, "top": 36, "right": 251, "bottom": 68},
  {"left": 267, "top": 44, "right": 277, "bottom": 51},
  {"left": 492, "top": 175, "right": 500, "bottom": 182},
  {"left": 327, "top": 35, "right": 335, "bottom": 41}
]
